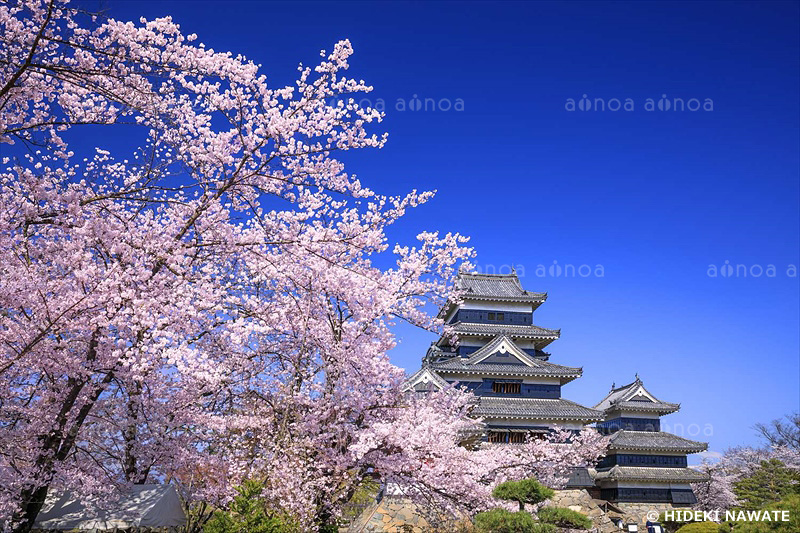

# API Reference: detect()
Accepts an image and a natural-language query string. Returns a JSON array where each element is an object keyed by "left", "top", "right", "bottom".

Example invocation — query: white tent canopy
[{"left": 34, "top": 484, "right": 186, "bottom": 531}]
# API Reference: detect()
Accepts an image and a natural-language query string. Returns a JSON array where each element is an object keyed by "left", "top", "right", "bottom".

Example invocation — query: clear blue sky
[{"left": 102, "top": 0, "right": 799, "bottom": 457}]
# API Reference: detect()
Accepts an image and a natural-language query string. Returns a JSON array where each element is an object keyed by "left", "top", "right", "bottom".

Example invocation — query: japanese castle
[
  {"left": 406, "top": 271, "right": 603, "bottom": 442},
  {"left": 593, "top": 377, "right": 708, "bottom": 508},
  {"left": 405, "top": 271, "right": 708, "bottom": 514}
]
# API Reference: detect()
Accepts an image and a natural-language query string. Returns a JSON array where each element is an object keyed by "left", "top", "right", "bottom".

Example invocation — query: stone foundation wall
[
  {"left": 348, "top": 489, "right": 678, "bottom": 532},
  {"left": 347, "top": 496, "right": 467, "bottom": 533},
  {"left": 545, "top": 489, "right": 620, "bottom": 533},
  {"left": 615, "top": 502, "right": 674, "bottom": 525}
]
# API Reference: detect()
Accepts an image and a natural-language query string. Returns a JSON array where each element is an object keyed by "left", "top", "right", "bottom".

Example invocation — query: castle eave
[
  {"left": 593, "top": 466, "right": 709, "bottom": 483},
  {"left": 607, "top": 430, "right": 708, "bottom": 453},
  {"left": 473, "top": 397, "right": 604, "bottom": 421}
]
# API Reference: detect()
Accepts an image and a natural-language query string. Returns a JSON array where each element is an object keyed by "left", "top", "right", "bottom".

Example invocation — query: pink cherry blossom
[{"left": 0, "top": 2, "right": 607, "bottom": 531}]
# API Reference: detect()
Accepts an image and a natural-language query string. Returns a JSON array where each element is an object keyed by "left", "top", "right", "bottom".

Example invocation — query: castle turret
[
  {"left": 592, "top": 376, "right": 709, "bottom": 520},
  {"left": 406, "top": 272, "right": 602, "bottom": 443}
]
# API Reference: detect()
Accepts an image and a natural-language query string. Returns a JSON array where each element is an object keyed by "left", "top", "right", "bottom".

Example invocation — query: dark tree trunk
[
  {"left": 10, "top": 486, "right": 49, "bottom": 533},
  {"left": 10, "top": 331, "right": 113, "bottom": 533}
]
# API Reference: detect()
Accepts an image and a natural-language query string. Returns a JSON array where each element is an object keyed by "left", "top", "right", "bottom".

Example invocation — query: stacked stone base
[
  {"left": 346, "top": 496, "right": 468, "bottom": 533},
  {"left": 545, "top": 489, "right": 621, "bottom": 533},
  {"left": 347, "top": 489, "right": 680, "bottom": 532},
  {"left": 614, "top": 502, "right": 675, "bottom": 525}
]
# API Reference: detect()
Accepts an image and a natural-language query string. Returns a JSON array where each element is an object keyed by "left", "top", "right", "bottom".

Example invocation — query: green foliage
[
  {"left": 733, "top": 459, "right": 800, "bottom": 510},
  {"left": 729, "top": 494, "right": 800, "bottom": 533},
  {"left": 350, "top": 478, "right": 381, "bottom": 505},
  {"left": 528, "top": 524, "right": 558, "bottom": 533},
  {"left": 339, "top": 478, "right": 381, "bottom": 524},
  {"left": 536, "top": 506, "right": 592, "bottom": 530},
  {"left": 492, "top": 479, "right": 554, "bottom": 511},
  {"left": 675, "top": 522, "right": 723, "bottom": 533},
  {"left": 474, "top": 509, "right": 556, "bottom": 533},
  {"left": 203, "top": 480, "right": 298, "bottom": 533}
]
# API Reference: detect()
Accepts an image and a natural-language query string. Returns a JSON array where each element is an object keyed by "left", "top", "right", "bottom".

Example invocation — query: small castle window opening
[
  {"left": 487, "top": 431, "right": 528, "bottom": 444},
  {"left": 492, "top": 382, "right": 521, "bottom": 394}
]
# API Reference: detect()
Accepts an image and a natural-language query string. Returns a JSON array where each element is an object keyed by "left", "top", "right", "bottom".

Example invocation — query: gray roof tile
[
  {"left": 403, "top": 367, "right": 451, "bottom": 392},
  {"left": 463, "top": 335, "right": 541, "bottom": 365},
  {"left": 432, "top": 358, "right": 581, "bottom": 379},
  {"left": 472, "top": 397, "right": 604, "bottom": 421},
  {"left": 456, "top": 273, "right": 547, "bottom": 302},
  {"left": 594, "top": 378, "right": 679, "bottom": 415},
  {"left": 607, "top": 431, "right": 708, "bottom": 453},
  {"left": 431, "top": 335, "right": 580, "bottom": 379},
  {"left": 593, "top": 466, "right": 709, "bottom": 483},
  {"left": 450, "top": 322, "right": 560, "bottom": 339}
]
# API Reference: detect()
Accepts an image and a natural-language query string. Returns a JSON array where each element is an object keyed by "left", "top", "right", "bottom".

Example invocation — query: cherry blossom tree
[
  {"left": 723, "top": 445, "right": 800, "bottom": 478},
  {"left": 691, "top": 440, "right": 800, "bottom": 512},
  {"left": 0, "top": 1, "right": 607, "bottom": 531},
  {"left": 347, "top": 391, "right": 607, "bottom": 518},
  {"left": 691, "top": 459, "right": 738, "bottom": 512}
]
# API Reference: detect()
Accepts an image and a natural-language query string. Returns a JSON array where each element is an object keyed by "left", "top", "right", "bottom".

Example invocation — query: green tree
[
  {"left": 474, "top": 478, "right": 558, "bottom": 533},
  {"left": 537, "top": 507, "right": 592, "bottom": 530},
  {"left": 204, "top": 481, "right": 298, "bottom": 533},
  {"left": 474, "top": 509, "right": 555, "bottom": 533},
  {"left": 730, "top": 494, "right": 800, "bottom": 533},
  {"left": 733, "top": 459, "right": 800, "bottom": 510},
  {"left": 491, "top": 478, "right": 555, "bottom": 512}
]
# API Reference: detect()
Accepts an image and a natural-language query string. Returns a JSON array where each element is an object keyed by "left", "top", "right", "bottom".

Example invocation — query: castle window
[
  {"left": 487, "top": 430, "right": 528, "bottom": 444},
  {"left": 486, "top": 312, "right": 506, "bottom": 322},
  {"left": 508, "top": 432, "right": 526, "bottom": 443},
  {"left": 487, "top": 431, "right": 507, "bottom": 443},
  {"left": 492, "top": 382, "right": 521, "bottom": 394}
]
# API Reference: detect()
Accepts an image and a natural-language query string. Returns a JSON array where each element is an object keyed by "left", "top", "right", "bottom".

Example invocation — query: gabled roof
[
  {"left": 594, "top": 376, "right": 680, "bottom": 415},
  {"left": 464, "top": 334, "right": 539, "bottom": 365},
  {"left": 607, "top": 430, "right": 708, "bottom": 453},
  {"left": 473, "top": 397, "right": 604, "bottom": 422},
  {"left": 439, "top": 272, "right": 547, "bottom": 318},
  {"left": 593, "top": 466, "right": 709, "bottom": 483},
  {"left": 430, "top": 335, "right": 581, "bottom": 381},
  {"left": 403, "top": 366, "right": 450, "bottom": 392},
  {"left": 456, "top": 272, "right": 547, "bottom": 303}
]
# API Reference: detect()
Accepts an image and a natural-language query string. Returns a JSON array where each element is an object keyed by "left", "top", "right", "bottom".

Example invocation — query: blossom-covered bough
[
  {"left": 0, "top": 1, "right": 606, "bottom": 531},
  {"left": 690, "top": 444, "right": 800, "bottom": 513}
]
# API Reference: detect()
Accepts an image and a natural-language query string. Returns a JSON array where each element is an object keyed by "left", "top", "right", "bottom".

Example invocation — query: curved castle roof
[
  {"left": 456, "top": 272, "right": 547, "bottom": 303},
  {"left": 594, "top": 377, "right": 680, "bottom": 415},
  {"left": 473, "top": 397, "right": 604, "bottom": 422},
  {"left": 429, "top": 335, "right": 581, "bottom": 382},
  {"left": 607, "top": 430, "right": 708, "bottom": 453},
  {"left": 592, "top": 465, "right": 709, "bottom": 483}
]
